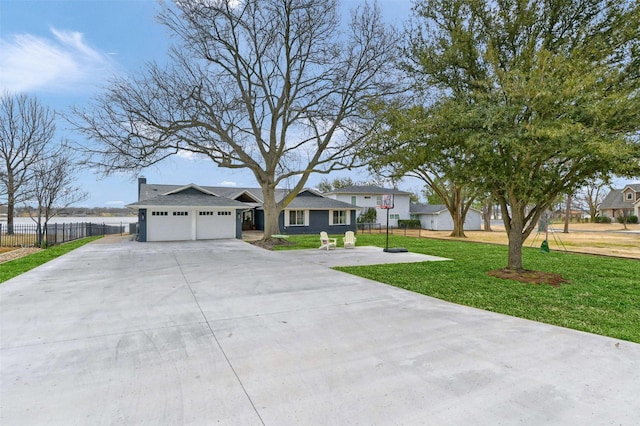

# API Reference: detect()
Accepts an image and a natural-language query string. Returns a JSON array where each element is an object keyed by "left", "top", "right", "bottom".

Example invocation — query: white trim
[
  {"left": 285, "top": 209, "right": 308, "bottom": 227},
  {"left": 329, "top": 209, "right": 349, "bottom": 226}
]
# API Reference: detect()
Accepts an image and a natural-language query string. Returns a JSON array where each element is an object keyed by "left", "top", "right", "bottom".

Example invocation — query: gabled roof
[
  {"left": 621, "top": 183, "right": 640, "bottom": 193},
  {"left": 410, "top": 203, "right": 447, "bottom": 214},
  {"left": 162, "top": 183, "right": 219, "bottom": 197},
  {"left": 285, "top": 192, "right": 359, "bottom": 210},
  {"left": 129, "top": 184, "right": 248, "bottom": 209},
  {"left": 139, "top": 183, "right": 290, "bottom": 204},
  {"left": 137, "top": 182, "right": 356, "bottom": 210},
  {"left": 324, "top": 185, "right": 411, "bottom": 196},
  {"left": 600, "top": 188, "right": 635, "bottom": 210},
  {"left": 410, "top": 203, "right": 482, "bottom": 215}
]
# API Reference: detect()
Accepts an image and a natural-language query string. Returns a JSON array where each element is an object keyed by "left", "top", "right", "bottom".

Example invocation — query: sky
[{"left": 0, "top": 0, "right": 416, "bottom": 207}]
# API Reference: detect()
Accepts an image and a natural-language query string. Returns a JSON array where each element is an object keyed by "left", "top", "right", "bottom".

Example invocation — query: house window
[
  {"left": 332, "top": 210, "right": 347, "bottom": 225},
  {"left": 376, "top": 196, "right": 382, "bottom": 206},
  {"left": 410, "top": 214, "right": 420, "bottom": 220},
  {"left": 626, "top": 193, "right": 633, "bottom": 200},
  {"left": 199, "top": 211, "right": 214, "bottom": 215},
  {"left": 173, "top": 211, "right": 188, "bottom": 216},
  {"left": 152, "top": 211, "right": 168, "bottom": 216},
  {"left": 390, "top": 214, "right": 400, "bottom": 220},
  {"left": 351, "top": 196, "right": 357, "bottom": 205},
  {"left": 289, "top": 210, "right": 305, "bottom": 226},
  {"left": 217, "top": 211, "right": 231, "bottom": 216}
]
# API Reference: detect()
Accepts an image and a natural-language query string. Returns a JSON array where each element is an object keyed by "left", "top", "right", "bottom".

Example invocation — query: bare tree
[
  {"left": 576, "top": 178, "right": 610, "bottom": 222},
  {"left": 317, "top": 177, "right": 356, "bottom": 193},
  {"left": 24, "top": 146, "right": 88, "bottom": 245},
  {"left": 0, "top": 92, "right": 56, "bottom": 233},
  {"left": 71, "top": 0, "right": 400, "bottom": 240}
]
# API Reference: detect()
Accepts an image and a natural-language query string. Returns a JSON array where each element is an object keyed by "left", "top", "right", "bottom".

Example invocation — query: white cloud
[
  {"left": 218, "top": 180, "right": 237, "bottom": 187},
  {"left": 0, "top": 27, "right": 115, "bottom": 94},
  {"left": 176, "top": 150, "right": 200, "bottom": 160}
]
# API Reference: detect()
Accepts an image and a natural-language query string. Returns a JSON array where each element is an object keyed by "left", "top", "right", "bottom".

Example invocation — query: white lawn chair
[
  {"left": 343, "top": 231, "right": 357, "bottom": 249},
  {"left": 319, "top": 231, "right": 337, "bottom": 250}
]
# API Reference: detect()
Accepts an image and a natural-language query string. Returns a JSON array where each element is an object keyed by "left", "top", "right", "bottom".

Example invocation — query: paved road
[{"left": 1, "top": 238, "right": 639, "bottom": 425}]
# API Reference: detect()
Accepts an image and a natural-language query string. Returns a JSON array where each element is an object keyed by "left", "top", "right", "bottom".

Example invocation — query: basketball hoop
[{"left": 379, "top": 194, "right": 394, "bottom": 209}]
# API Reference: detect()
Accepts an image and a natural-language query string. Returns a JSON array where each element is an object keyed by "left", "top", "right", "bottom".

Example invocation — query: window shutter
[
  {"left": 304, "top": 210, "right": 309, "bottom": 226},
  {"left": 329, "top": 210, "right": 333, "bottom": 226},
  {"left": 284, "top": 210, "right": 290, "bottom": 227}
]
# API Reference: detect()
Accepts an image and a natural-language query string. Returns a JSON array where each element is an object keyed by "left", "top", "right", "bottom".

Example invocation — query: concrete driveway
[{"left": 1, "top": 238, "right": 638, "bottom": 425}]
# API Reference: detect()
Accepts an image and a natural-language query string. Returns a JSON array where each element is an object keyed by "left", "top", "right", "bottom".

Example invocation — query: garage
[
  {"left": 147, "top": 210, "right": 192, "bottom": 242},
  {"left": 196, "top": 210, "right": 235, "bottom": 239},
  {"left": 127, "top": 184, "right": 248, "bottom": 242}
]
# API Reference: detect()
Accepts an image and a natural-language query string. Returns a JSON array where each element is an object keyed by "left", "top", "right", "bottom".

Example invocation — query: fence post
[{"left": 0, "top": 223, "right": 2, "bottom": 246}]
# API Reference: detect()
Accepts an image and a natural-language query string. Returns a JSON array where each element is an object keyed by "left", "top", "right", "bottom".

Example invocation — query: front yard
[{"left": 275, "top": 234, "right": 640, "bottom": 343}]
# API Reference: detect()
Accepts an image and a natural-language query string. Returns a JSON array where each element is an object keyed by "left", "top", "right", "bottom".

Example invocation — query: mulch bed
[
  {"left": 0, "top": 247, "right": 44, "bottom": 264},
  {"left": 487, "top": 268, "right": 570, "bottom": 287},
  {"left": 249, "top": 238, "right": 296, "bottom": 250}
]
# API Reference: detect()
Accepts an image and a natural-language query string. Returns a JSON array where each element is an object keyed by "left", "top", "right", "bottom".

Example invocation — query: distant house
[
  {"left": 409, "top": 203, "right": 482, "bottom": 231},
  {"left": 128, "top": 178, "right": 358, "bottom": 241},
  {"left": 324, "top": 185, "right": 412, "bottom": 227},
  {"left": 323, "top": 185, "right": 483, "bottom": 231},
  {"left": 599, "top": 184, "right": 640, "bottom": 218}
]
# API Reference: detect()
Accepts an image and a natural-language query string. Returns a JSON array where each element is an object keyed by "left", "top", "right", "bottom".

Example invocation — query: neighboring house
[
  {"left": 323, "top": 185, "right": 483, "bottom": 231},
  {"left": 324, "top": 185, "right": 411, "bottom": 227},
  {"left": 599, "top": 184, "right": 640, "bottom": 218},
  {"left": 410, "top": 203, "right": 482, "bottom": 231},
  {"left": 129, "top": 178, "right": 358, "bottom": 241}
]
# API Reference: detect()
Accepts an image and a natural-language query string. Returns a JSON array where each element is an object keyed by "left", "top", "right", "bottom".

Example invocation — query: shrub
[
  {"left": 357, "top": 207, "right": 377, "bottom": 223},
  {"left": 615, "top": 215, "right": 636, "bottom": 224},
  {"left": 595, "top": 216, "right": 612, "bottom": 223}
]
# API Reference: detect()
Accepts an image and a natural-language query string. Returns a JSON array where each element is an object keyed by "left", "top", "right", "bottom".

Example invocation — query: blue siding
[
  {"left": 255, "top": 209, "right": 265, "bottom": 231},
  {"left": 280, "top": 210, "right": 357, "bottom": 235},
  {"left": 235, "top": 209, "right": 243, "bottom": 239},
  {"left": 138, "top": 209, "right": 147, "bottom": 242}
]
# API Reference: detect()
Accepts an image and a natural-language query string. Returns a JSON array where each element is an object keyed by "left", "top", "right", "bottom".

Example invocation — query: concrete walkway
[{"left": 1, "top": 238, "right": 638, "bottom": 425}]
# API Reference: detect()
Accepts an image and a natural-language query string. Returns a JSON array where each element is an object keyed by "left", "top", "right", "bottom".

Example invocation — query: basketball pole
[{"left": 386, "top": 207, "right": 390, "bottom": 251}]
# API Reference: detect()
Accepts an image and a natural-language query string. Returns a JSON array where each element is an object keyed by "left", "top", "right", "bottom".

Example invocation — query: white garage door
[
  {"left": 147, "top": 210, "right": 192, "bottom": 241},
  {"left": 196, "top": 210, "right": 235, "bottom": 239}
]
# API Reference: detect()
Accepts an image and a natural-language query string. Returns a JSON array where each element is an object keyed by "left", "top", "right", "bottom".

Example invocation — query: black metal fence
[
  {"left": 0, "top": 222, "right": 126, "bottom": 247},
  {"left": 357, "top": 222, "right": 426, "bottom": 237}
]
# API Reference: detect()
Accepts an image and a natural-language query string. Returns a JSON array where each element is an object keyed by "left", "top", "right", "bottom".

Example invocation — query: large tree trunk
[
  {"left": 500, "top": 198, "right": 530, "bottom": 271},
  {"left": 261, "top": 185, "right": 281, "bottom": 238},
  {"left": 449, "top": 208, "right": 466, "bottom": 237},
  {"left": 447, "top": 186, "right": 466, "bottom": 237},
  {"left": 506, "top": 218, "right": 526, "bottom": 270}
]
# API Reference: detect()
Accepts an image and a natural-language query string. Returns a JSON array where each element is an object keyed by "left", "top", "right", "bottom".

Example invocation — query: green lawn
[
  {"left": 0, "top": 237, "right": 102, "bottom": 284},
  {"left": 275, "top": 234, "right": 640, "bottom": 343}
]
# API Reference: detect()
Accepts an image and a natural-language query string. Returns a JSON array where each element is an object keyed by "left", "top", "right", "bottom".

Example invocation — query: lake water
[{"left": 1, "top": 216, "right": 139, "bottom": 227}]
